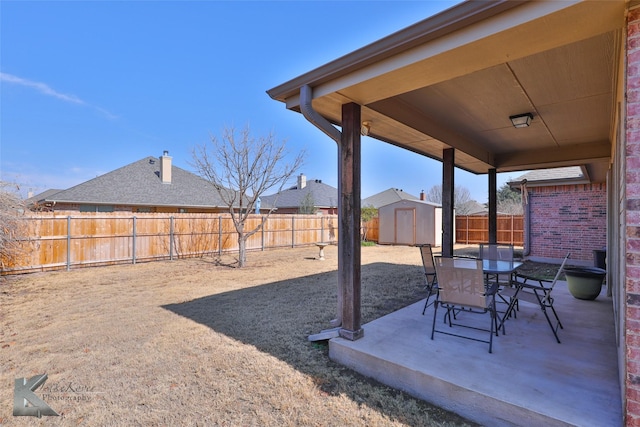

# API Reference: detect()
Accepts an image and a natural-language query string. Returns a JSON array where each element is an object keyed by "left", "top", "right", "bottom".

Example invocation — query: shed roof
[
  {"left": 362, "top": 188, "right": 419, "bottom": 209},
  {"left": 379, "top": 198, "right": 441, "bottom": 210}
]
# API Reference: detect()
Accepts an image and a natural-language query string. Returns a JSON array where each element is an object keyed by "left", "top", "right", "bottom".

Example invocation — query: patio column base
[{"left": 339, "top": 328, "right": 364, "bottom": 341}]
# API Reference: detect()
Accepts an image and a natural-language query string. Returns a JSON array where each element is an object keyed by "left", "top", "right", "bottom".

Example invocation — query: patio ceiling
[{"left": 267, "top": 0, "right": 626, "bottom": 183}]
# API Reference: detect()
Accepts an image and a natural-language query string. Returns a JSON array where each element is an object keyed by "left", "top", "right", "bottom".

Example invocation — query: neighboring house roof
[
  {"left": 261, "top": 175, "right": 337, "bottom": 209},
  {"left": 459, "top": 200, "right": 487, "bottom": 215},
  {"left": 26, "top": 189, "right": 63, "bottom": 205},
  {"left": 362, "top": 188, "right": 419, "bottom": 209},
  {"left": 508, "top": 166, "right": 590, "bottom": 189},
  {"left": 42, "top": 155, "right": 230, "bottom": 209}
]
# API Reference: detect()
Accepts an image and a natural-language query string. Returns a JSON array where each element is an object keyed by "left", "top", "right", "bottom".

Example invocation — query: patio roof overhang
[{"left": 267, "top": 0, "right": 626, "bottom": 183}]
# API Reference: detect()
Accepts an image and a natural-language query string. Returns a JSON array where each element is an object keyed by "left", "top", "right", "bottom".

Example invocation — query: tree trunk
[{"left": 238, "top": 234, "right": 246, "bottom": 268}]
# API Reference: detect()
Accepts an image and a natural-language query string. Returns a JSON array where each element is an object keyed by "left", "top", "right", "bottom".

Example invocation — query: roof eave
[
  {"left": 508, "top": 177, "right": 592, "bottom": 189},
  {"left": 46, "top": 200, "right": 228, "bottom": 209},
  {"left": 266, "top": 0, "right": 525, "bottom": 103}
]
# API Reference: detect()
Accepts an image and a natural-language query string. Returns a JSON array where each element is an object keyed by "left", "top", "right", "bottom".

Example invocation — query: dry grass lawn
[{"left": 0, "top": 244, "right": 478, "bottom": 426}]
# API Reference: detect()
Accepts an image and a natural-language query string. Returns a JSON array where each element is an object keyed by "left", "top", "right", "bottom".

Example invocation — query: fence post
[
  {"left": 511, "top": 215, "right": 514, "bottom": 245},
  {"left": 170, "top": 216, "right": 174, "bottom": 261},
  {"left": 218, "top": 215, "right": 222, "bottom": 256},
  {"left": 291, "top": 216, "right": 295, "bottom": 248},
  {"left": 261, "top": 216, "right": 265, "bottom": 251},
  {"left": 321, "top": 216, "right": 325, "bottom": 242},
  {"left": 466, "top": 215, "right": 469, "bottom": 245},
  {"left": 132, "top": 216, "right": 137, "bottom": 264},
  {"left": 66, "top": 216, "right": 71, "bottom": 271}
]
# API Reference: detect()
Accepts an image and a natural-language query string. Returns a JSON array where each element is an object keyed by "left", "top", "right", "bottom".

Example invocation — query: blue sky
[{"left": 1, "top": 1, "right": 523, "bottom": 203}]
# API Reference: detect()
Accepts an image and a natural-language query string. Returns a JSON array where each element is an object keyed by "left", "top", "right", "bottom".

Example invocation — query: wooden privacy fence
[
  {"left": 361, "top": 217, "right": 379, "bottom": 242},
  {"left": 455, "top": 215, "right": 524, "bottom": 245},
  {"left": 2, "top": 213, "right": 339, "bottom": 275},
  {"left": 361, "top": 215, "right": 522, "bottom": 246}
]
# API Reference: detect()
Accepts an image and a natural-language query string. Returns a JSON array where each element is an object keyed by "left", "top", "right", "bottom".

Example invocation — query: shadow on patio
[{"left": 330, "top": 280, "right": 622, "bottom": 426}]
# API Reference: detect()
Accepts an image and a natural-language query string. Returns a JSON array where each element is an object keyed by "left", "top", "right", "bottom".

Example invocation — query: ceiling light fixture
[{"left": 509, "top": 113, "right": 533, "bottom": 128}]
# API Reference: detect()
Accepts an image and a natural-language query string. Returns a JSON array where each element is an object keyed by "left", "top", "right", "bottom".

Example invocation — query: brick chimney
[
  {"left": 420, "top": 190, "right": 425, "bottom": 200},
  {"left": 298, "top": 173, "right": 306, "bottom": 189},
  {"left": 160, "top": 150, "right": 172, "bottom": 184}
]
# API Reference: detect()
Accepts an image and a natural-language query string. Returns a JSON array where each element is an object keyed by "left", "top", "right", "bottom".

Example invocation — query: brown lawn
[{"left": 0, "top": 245, "right": 477, "bottom": 426}]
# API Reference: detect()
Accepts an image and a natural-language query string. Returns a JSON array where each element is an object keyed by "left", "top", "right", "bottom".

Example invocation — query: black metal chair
[
  {"left": 418, "top": 244, "right": 438, "bottom": 314},
  {"left": 499, "top": 253, "right": 570, "bottom": 343},
  {"left": 479, "top": 243, "right": 515, "bottom": 285},
  {"left": 479, "top": 243, "right": 514, "bottom": 261}
]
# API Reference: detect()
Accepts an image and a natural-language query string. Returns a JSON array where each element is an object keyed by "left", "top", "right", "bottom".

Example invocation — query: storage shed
[{"left": 378, "top": 199, "right": 444, "bottom": 246}]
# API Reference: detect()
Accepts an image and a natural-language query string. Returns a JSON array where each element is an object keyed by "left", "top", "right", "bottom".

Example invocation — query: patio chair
[
  {"left": 498, "top": 253, "right": 570, "bottom": 343},
  {"left": 417, "top": 244, "right": 438, "bottom": 314},
  {"left": 431, "top": 256, "right": 499, "bottom": 353},
  {"left": 479, "top": 243, "right": 515, "bottom": 285},
  {"left": 479, "top": 243, "right": 514, "bottom": 261}
]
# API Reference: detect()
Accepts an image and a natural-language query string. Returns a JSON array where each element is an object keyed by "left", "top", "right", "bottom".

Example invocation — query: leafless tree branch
[
  {"left": 0, "top": 182, "right": 27, "bottom": 271},
  {"left": 192, "top": 125, "right": 305, "bottom": 267}
]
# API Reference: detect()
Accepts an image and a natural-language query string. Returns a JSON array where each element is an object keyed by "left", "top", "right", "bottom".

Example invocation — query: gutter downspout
[
  {"left": 300, "top": 84, "right": 341, "bottom": 143},
  {"left": 520, "top": 179, "right": 531, "bottom": 257},
  {"left": 300, "top": 84, "right": 344, "bottom": 340}
]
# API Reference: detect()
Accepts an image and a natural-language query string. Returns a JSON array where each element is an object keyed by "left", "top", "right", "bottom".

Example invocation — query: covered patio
[
  {"left": 331, "top": 280, "right": 620, "bottom": 426},
  {"left": 268, "top": 0, "right": 634, "bottom": 424}
]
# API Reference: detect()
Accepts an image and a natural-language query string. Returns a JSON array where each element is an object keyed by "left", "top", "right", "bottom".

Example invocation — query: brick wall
[
  {"left": 628, "top": 6, "right": 640, "bottom": 425},
  {"left": 528, "top": 183, "right": 606, "bottom": 262}
]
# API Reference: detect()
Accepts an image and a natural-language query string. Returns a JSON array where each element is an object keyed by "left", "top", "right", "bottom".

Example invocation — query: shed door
[{"left": 395, "top": 208, "right": 416, "bottom": 245}]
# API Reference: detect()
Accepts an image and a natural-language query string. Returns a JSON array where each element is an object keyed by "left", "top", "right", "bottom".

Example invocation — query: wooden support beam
[
  {"left": 339, "top": 102, "right": 363, "bottom": 341},
  {"left": 488, "top": 168, "right": 497, "bottom": 244},
  {"left": 442, "top": 148, "right": 455, "bottom": 257}
]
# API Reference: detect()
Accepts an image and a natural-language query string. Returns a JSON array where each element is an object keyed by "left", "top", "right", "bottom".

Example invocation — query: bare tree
[
  {"left": 0, "top": 182, "right": 26, "bottom": 271},
  {"left": 497, "top": 183, "right": 523, "bottom": 214},
  {"left": 425, "top": 185, "right": 442, "bottom": 204},
  {"left": 425, "top": 185, "right": 473, "bottom": 212},
  {"left": 456, "top": 200, "right": 484, "bottom": 216},
  {"left": 192, "top": 125, "right": 304, "bottom": 267},
  {"left": 497, "top": 200, "right": 523, "bottom": 215}
]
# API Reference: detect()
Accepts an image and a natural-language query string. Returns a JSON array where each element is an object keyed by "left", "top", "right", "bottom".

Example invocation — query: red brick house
[{"left": 510, "top": 166, "right": 607, "bottom": 265}]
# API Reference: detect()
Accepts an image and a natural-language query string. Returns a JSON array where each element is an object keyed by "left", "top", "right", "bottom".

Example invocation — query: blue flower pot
[{"left": 564, "top": 267, "right": 606, "bottom": 300}]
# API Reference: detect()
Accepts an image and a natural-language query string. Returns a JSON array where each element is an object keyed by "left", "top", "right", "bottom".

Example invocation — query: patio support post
[
  {"left": 338, "top": 102, "right": 363, "bottom": 341},
  {"left": 488, "top": 168, "right": 497, "bottom": 244},
  {"left": 442, "top": 148, "right": 455, "bottom": 257}
]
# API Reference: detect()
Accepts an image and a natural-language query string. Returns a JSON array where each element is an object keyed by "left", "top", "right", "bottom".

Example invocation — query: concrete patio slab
[{"left": 329, "top": 281, "right": 621, "bottom": 426}]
